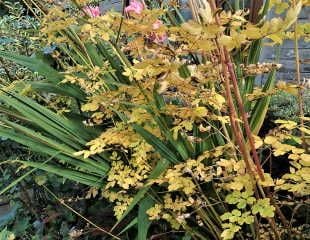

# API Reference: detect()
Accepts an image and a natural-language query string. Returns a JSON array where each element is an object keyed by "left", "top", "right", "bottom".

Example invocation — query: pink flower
[
  {"left": 152, "top": 19, "right": 163, "bottom": 30},
  {"left": 149, "top": 20, "right": 168, "bottom": 44},
  {"left": 84, "top": 6, "right": 100, "bottom": 18},
  {"left": 125, "top": 0, "right": 144, "bottom": 15},
  {"left": 149, "top": 32, "right": 168, "bottom": 44}
]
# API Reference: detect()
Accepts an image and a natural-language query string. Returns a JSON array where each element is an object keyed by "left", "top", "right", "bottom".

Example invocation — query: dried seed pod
[{"left": 241, "top": 63, "right": 282, "bottom": 75}]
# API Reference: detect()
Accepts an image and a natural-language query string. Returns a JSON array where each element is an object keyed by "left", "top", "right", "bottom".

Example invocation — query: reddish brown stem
[
  {"left": 209, "top": 0, "right": 258, "bottom": 179},
  {"left": 223, "top": 49, "right": 265, "bottom": 181},
  {"left": 218, "top": 51, "right": 255, "bottom": 177},
  {"left": 249, "top": 0, "right": 263, "bottom": 24}
]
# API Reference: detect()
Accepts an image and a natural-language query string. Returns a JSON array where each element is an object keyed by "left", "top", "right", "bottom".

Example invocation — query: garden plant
[{"left": 0, "top": 0, "right": 309, "bottom": 239}]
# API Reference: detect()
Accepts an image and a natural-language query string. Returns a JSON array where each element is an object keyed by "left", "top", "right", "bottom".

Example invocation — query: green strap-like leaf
[
  {"left": 138, "top": 196, "right": 155, "bottom": 240},
  {"left": 0, "top": 51, "right": 63, "bottom": 82},
  {"left": 250, "top": 71, "right": 276, "bottom": 135},
  {"left": 0, "top": 153, "right": 60, "bottom": 195},
  {"left": 113, "top": 158, "right": 170, "bottom": 228},
  {"left": 133, "top": 124, "right": 180, "bottom": 164},
  {"left": 16, "top": 160, "right": 104, "bottom": 187}
]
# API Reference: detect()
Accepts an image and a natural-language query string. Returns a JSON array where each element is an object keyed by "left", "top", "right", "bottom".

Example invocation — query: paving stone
[{"left": 99, "top": 0, "right": 122, "bottom": 14}]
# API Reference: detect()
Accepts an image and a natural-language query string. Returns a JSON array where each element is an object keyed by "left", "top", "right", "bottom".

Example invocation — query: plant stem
[
  {"left": 42, "top": 184, "right": 121, "bottom": 240},
  {"left": 292, "top": 0, "right": 307, "bottom": 151},
  {"left": 223, "top": 49, "right": 265, "bottom": 180},
  {"left": 208, "top": 0, "right": 258, "bottom": 180},
  {"left": 249, "top": 0, "right": 263, "bottom": 23}
]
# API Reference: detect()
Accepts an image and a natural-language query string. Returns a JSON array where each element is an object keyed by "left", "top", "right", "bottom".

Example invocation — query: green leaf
[
  {"left": 0, "top": 153, "right": 59, "bottom": 195},
  {"left": 138, "top": 196, "right": 155, "bottom": 240},
  {"left": 0, "top": 51, "right": 63, "bottom": 82},
  {"left": 30, "top": 81, "right": 86, "bottom": 101},
  {"left": 250, "top": 71, "right": 276, "bottom": 135},
  {"left": 35, "top": 175, "right": 48, "bottom": 186},
  {"left": 16, "top": 160, "right": 104, "bottom": 187},
  {"left": 182, "top": 234, "right": 192, "bottom": 240},
  {"left": 117, "top": 218, "right": 137, "bottom": 235},
  {"left": 132, "top": 124, "right": 180, "bottom": 164},
  {"left": 251, "top": 198, "right": 275, "bottom": 218}
]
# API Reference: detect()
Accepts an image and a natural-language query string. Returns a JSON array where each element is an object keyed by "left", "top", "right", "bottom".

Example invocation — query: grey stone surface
[
  {"left": 99, "top": 0, "right": 123, "bottom": 13},
  {"left": 260, "top": 7, "right": 310, "bottom": 81}
]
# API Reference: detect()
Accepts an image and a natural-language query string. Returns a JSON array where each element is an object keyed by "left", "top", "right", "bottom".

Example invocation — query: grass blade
[{"left": 138, "top": 195, "right": 155, "bottom": 240}]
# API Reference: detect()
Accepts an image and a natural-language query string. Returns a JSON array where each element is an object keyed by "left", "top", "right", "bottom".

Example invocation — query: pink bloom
[
  {"left": 149, "top": 20, "right": 168, "bottom": 43},
  {"left": 149, "top": 32, "right": 168, "bottom": 44},
  {"left": 152, "top": 19, "right": 163, "bottom": 30},
  {"left": 125, "top": 0, "right": 144, "bottom": 15},
  {"left": 84, "top": 6, "right": 100, "bottom": 18}
]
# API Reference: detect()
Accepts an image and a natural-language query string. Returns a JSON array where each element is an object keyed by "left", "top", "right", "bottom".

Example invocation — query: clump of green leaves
[
  {"left": 221, "top": 190, "right": 276, "bottom": 239},
  {"left": 0, "top": 0, "right": 39, "bottom": 84},
  {"left": 269, "top": 91, "right": 310, "bottom": 122},
  {"left": 0, "top": 228, "right": 15, "bottom": 240}
]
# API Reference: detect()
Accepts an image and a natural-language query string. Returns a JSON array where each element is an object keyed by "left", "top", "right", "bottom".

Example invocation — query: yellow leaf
[
  {"left": 253, "top": 135, "right": 263, "bottom": 149},
  {"left": 264, "top": 136, "right": 278, "bottom": 145},
  {"left": 289, "top": 154, "right": 300, "bottom": 161},
  {"left": 219, "top": 35, "right": 234, "bottom": 49},
  {"left": 81, "top": 102, "right": 99, "bottom": 112},
  {"left": 300, "top": 154, "right": 310, "bottom": 166},
  {"left": 267, "top": 33, "right": 283, "bottom": 44},
  {"left": 273, "top": 149, "right": 286, "bottom": 156},
  {"left": 275, "top": 119, "right": 297, "bottom": 130},
  {"left": 194, "top": 106, "right": 208, "bottom": 118},
  {"left": 259, "top": 173, "right": 275, "bottom": 187},
  {"left": 291, "top": 147, "right": 305, "bottom": 154},
  {"left": 243, "top": 24, "right": 262, "bottom": 39},
  {"left": 182, "top": 21, "right": 202, "bottom": 35},
  {"left": 299, "top": 127, "right": 310, "bottom": 135},
  {"left": 301, "top": 116, "right": 310, "bottom": 121},
  {"left": 198, "top": 0, "right": 213, "bottom": 24},
  {"left": 275, "top": 178, "right": 285, "bottom": 186},
  {"left": 211, "top": 92, "right": 226, "bottom": 110},
  {"left": 275, "top": 2, "right": 289, "bottom": 14},
  {"left": 284, "top": 1, "right": 302, "bottom": 29}
]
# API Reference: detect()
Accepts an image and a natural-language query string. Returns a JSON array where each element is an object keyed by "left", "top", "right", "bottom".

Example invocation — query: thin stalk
[
  {"left": 224, "top": 49, "right": 265, "bottom": 180},
  {"left": 203, "top": 0, "right": 265, "bottom": 180},
  {"left": 190, "top": 172, "right": 222, "bottom": 225},
  {"left": 188, "top": 0, "right": 200, "bottom": 23},
  {"left": 0, "top": 153, "right": 59, "bottom": 195},
  {"left": 207, "top": 0, "right": 257, "bottom": 180},
  {"left": 249, "top": 0, "right": 263, "bottom": 24},
  {"left": 234, "top": 0, "right": 240, "bottom": 10},
  {"left": 115, "top": 0, "right": 126, "bottom": 44},
  {"left": 267, "top": 218, "right": 281, "bottom": 240},
  {"left": 197, "top": 209, "right": 221, "bottom": 239},
  {"left": 67, "top": 28, "right": 95, "bottom": 68},
  {"left": 42, "top": 185, "right": 121, "bottom": 240},
  {"left": 221, "top": 59, "right": 256, "bottom": 175},
  {"left": 20, "top": 0, "right": 40, "bottom": 20},
  {"left": 60, "top": 31, "right": 93, "bottom": 68},
  {"left": 292, "top": 0, "right": 306, "bottom": 151}
]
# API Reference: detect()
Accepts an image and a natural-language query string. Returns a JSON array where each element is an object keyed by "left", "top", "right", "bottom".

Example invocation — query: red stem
[{"left": 224, "top": 49, "right": 265, "bottom": 180}]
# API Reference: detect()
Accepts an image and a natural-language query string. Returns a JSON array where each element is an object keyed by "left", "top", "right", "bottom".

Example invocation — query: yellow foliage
[
  {"left": 38, "top": 1, "right": 305, "bottom": 234},
  {"left": 265, "top": 121, "right": 310, "bottom": 196}
]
